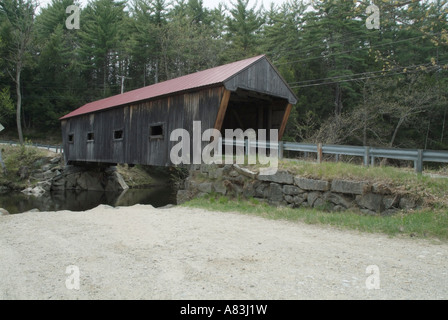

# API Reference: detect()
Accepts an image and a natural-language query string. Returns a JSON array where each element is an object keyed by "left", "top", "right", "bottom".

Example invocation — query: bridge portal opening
[{"left": 220, "top": 89, "right": 290, "bottom": 140}]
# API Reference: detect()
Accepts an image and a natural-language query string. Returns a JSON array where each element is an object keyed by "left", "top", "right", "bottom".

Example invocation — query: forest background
[{"left": 0, "top": 0, "right": 447, "bottom": 150}]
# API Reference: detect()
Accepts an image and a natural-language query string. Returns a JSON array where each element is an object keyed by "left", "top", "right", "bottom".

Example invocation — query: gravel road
[{"left": 0, "top": 204, "right": 447, "bottom": 300}]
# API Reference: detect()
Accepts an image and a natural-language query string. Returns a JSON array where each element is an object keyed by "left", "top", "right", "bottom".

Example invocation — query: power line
[
  {"left": 287, "top": 57, "right": 448, "bottom": 85},
  {"left": 288, "top": 60, "right": 447, "bottom": 89}
]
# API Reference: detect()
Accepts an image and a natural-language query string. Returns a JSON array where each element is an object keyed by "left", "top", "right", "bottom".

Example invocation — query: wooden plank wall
[
  {"left": 62, "top": 86, "right": 225, "bottom": 166},
  {"left": 224, "top": 58, "right": 297, "bottom": 105}
]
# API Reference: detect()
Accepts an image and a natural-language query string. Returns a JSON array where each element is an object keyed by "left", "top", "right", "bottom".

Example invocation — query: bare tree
[
  {"left": 0, "top": 0, "right": 36, "bottom": 144},
  {"left": 310, "top": 74, "right": 440, "bottom": 148},
  {"left": 378, "top": 75, "right": 439, "bottom": 148}
]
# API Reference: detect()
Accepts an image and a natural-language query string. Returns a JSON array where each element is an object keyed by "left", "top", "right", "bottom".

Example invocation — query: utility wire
[
  {"left": 288, "top": 60, "right": 447, "bottom": 88},
  {"left": 287, "top": 57, "right": 448, "bottom": 85}
]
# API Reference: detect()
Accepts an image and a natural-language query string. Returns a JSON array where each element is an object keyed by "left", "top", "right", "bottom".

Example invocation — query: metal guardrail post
[
  {"left": 363, "top": 146, "right": 370, "bottom": 167},
  {"left": 279, "top": 141, "right": 284, "bottom": 160},
  {"left": 0, "top": 148, "right": 6, "bottom": 174},
  {"left": 415, "top": 149, "right": 423, "bottom": 174},
  {"left": 317, "top": 143, "right": 323, "bottom": 164}
]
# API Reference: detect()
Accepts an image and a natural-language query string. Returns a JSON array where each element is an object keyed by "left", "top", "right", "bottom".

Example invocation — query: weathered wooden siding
[
  {"left": 62, "top": 86, "right": 225, "bottom": 166},
  {"left": 223, "top": 58, "right": 297, "bottom": 105}
]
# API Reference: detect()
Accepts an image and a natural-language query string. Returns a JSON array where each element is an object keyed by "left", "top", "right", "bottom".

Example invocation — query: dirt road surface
[{"left": 1, "top": 205, "right": 447, "bottom": 300}]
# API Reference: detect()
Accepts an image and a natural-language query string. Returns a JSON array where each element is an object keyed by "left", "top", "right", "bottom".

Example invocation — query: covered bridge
[{"left": 60, "top": 55, "right": 298, "bottom": 166}]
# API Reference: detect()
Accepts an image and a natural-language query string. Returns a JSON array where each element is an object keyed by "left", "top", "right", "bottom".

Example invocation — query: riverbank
[
  {"left": 0, "top": 204, "right": 447, "bottom": 299},
  {"left": 0, "top": 145, "right": 176, "bottom": 215},
  {"left": 0, "top": 144, "right": 166, "bottom": 192}
]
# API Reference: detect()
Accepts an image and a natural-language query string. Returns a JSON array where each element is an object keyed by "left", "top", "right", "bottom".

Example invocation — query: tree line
[{"left": 0, "top": 0, "right": 447, "bottom": 150}]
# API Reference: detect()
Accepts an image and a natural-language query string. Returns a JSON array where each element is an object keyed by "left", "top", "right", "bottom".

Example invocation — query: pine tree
[
  {"left": 225, "top": 0, "right": 264, "bottom": 61},
  {"left": 78, "top": 0, "right": 128, "bottom": 97}
]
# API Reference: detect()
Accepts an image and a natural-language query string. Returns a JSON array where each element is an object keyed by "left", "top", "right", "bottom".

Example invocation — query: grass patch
[
  {"left": 117, "top": 164, "right": 155, "bottom": 188},
  {"left": 183, "top": 194, "right": 448, "bottom": 241},
  {"left": 117, "top": 164, "right": 175, "bottom": 188},
  {"left": 0, "top": 144, "right": 51, "bottom": 189}
]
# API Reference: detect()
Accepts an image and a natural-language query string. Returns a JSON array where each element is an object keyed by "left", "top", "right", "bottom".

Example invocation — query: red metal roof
[{"left": 60, "top": 55, "right": 265, "bottom": 120}]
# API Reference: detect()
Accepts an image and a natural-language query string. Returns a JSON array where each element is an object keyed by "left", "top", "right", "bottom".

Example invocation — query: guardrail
[
  {"left": 2, "top": 139, "right": 446, "bottom": 173},
  {"left": 0, "top": 140, "right": 63, "bottom": 154},
  {"left": 221, "top": 139, "right": 448, "bottom": 173}
]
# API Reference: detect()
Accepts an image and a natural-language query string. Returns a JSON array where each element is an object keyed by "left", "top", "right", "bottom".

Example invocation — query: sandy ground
[{"left": 0, "top": 204, "right": 447, "bottom": 300}]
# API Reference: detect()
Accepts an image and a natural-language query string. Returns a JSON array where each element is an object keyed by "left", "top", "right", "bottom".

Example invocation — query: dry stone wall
[{"left": 177, "top": 164, "right": 419, "bottom": 215}]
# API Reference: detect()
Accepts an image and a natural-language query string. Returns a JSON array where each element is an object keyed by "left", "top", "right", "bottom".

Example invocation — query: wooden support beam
[
  {"left": 278, "top": 103, "right": 292, "bottom": 141},
  {"left": 231, "top": 108, "right": 245, "bottom": 130},
  {"left": 213, "top": 88, "right": 231, "bottom": 132},
  {"left": 267, "top": 106, "right": 272, "bottom": 140}
]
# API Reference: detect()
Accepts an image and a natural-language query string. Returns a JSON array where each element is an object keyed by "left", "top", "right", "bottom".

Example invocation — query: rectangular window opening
[
  {"left": 68, "top": 134, "right": 74, "bottom": 143},
  {"left": 114, "top": 129, "right": 123, "bottom": 140},
  {"left": 87, "top": 132, "right": 94, "bottom": 142},
  {"left": 149, "top": 124, "right": 164, "bottom": 140}
]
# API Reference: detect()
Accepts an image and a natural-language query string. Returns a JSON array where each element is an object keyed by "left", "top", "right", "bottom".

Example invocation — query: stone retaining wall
[{"left": 177, "top": 164, "right": 419, "bottom": 215}]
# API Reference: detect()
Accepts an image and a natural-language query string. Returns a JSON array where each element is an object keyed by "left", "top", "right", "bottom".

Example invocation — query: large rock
[
  {"left": 37, "top": 181, "right": 52, "bottom": 192},
  {"left": 50, "top": 156, "right": 62, "bottom": 165},
  {"left": 51, "top": 165, "right": 129, "bottom": 192},
  {"left": 208, "top": 167, "right": 224, "bottom": 179},
  {"left": 323, "top": 192, "right": 354, "bottom": 209},
  {"left": 0, "top": 208, "right": 10, "bottom": 216},
  {"left": 356, "top": 193, "right": 384, "bottom": 213},
  {"left": 43, "top": 169, "right": 58, "bottom": 180},
  {"left": 77, "top": 171, "right": 100, "bottom": 190},
  {"left": 285, "top": 194, "right": 306, "bottom": 205},
  {"left": 226, "top": 180, "right": 243, "bottom": 195},
  {"left": 284, "top": 195, "right": 294, "bottom": 204},
  {"left": 233, "top": 164, "right": 257, "bottom": 179},
  {"left": 22, "top": 186, "right": 46, "bottom": 197},
  {"left": 197, "top": 182, "right": 212, "bottom": 193},
  {"left": 213, "top": 180, "right": 227, "bottom": 195},
  {"left": 294, "top": 177, "right": 330, "bottom": 191},
  {"left": 282, "top": 185, "right": 303, "bottom": 195},
  {"left": 399, "top": 197, "right": 417, "bottom": 210},
  {"left": 331, "top": 180, "right": 371, "bottom": 195},
  {"left": 104, "top": 171, "right": 129, "bottom": 192},
  {"left": 255, "top": 183, "right": 269, "bottom": 198},
  {"left": 228, "top": 169, "right": 239, "bottom": 178},
  {"left": 177, "top": 189, "right": 193, "bottom": 204},
  {"left": 383, "top": 195, "right": 400, "bottom": 209},
  {"left": 307, "top": 191, "right": 322, "bottom": 207},
  {"left": 312, "top": 197, "right": 327, "bottom": 209},
  {"left": 268, "top": 183, "right": 284, "bottom": 202},
  {"left": 258, "top": 170, "right": 294, "bottom": 184},
  {"left": 242, "top": 180, "right": 260, "bottom": 198},
  {"left": 292, "top": 193, "right": 307, "bottom": 206}
]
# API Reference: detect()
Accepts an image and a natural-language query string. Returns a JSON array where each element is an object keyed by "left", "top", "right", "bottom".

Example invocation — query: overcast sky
[{"left": 37, "top": 0, "right": 291, "bottom": 11}]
